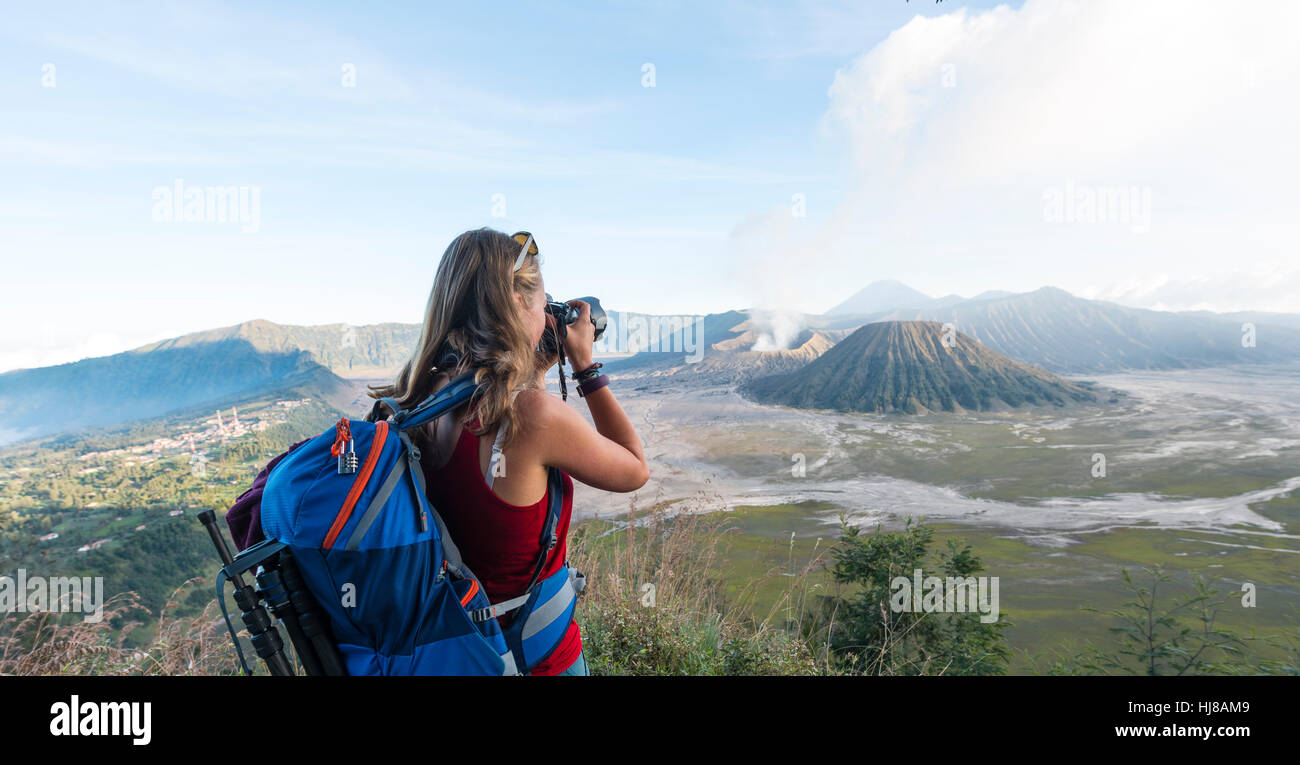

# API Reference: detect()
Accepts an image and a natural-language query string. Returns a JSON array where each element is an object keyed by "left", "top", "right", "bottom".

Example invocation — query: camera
[{"left": 539, "top": 295, "right": 606, "bottom": 356}]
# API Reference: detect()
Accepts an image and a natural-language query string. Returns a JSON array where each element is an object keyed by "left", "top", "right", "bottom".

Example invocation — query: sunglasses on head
[{"left": 512, "top": 231, "right": 538, "bottom": 271}]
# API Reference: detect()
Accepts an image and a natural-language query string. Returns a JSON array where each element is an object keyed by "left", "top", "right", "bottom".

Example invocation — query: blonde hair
[{"left": 367, "top": 227, "right": 542, "bottom": 448}]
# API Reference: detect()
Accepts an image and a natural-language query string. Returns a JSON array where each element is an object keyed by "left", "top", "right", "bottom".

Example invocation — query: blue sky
[{"left": 2, "top": 0, "right": 1297, "bottom": 372}]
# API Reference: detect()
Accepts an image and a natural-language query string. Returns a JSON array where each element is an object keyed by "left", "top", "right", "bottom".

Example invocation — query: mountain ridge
[
  {"left": 0, "top": 339, "right": 358, "bottom": 446},
  {"left": 5, "top": 285, "right": 1297, "bottom": 443},
  {"left": 856, "top": 286, "right": 1300, "bottom": 372}
]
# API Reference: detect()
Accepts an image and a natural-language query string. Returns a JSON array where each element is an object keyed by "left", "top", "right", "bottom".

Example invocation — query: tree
[
  {"left": 821, "top": 517, "right": 1010, "bottom": 675},
  {"left": 1050, "top": 566, "right": 1247, "bottom": 676}
]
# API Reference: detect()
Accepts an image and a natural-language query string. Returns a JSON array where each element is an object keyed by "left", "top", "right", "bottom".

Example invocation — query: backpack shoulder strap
[
  {"left": 484, "top": 415, "right": 510, "bottom": 489},
  {"left": 471, "top": 467, "right": 565, "bottom": 623},
  {"left": 393, "top": 371, "right": 479, "bottom": 431},
  {"left": 524, "top": 466, "right": 564, "bottom": 590}
]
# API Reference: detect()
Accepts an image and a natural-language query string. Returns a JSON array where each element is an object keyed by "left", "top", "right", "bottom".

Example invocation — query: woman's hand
[
  {"left": 562, "top": 299, "right": 595, "bottom": 371},
  {"left": 511, "top": 299, "right": 647, "bottom": 493}
]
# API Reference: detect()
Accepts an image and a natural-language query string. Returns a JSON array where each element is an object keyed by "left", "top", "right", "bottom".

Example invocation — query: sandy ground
[{"left": 572, "top": 365, "right": 1300, "bottom": 546}]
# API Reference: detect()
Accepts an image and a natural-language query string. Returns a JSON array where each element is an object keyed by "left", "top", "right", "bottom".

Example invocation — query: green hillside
[
  {"left": 133, "top": 318, "right": 422, "bottom": 378},
  {"left": 0, "top": 339, "right": 353, "bottom": 443}
]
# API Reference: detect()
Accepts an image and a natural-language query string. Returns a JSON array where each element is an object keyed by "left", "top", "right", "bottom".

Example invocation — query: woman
[{"left": 366, "top": 227, "right": 649, "bottom": 676}]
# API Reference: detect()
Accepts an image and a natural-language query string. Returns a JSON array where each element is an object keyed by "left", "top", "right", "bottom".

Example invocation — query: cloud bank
[{"left": 801, "top": 0, "right": 1300, "bottom": 313}]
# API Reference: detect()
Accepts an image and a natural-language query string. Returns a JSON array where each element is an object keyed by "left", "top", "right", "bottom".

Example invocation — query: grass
[
  {"left": 567, "top": 493, "right": 826, "bottom": 675},
  {"left": 681, "top": 498, "right": 1300, "bottom": 673},
  {"left": 0, "top": 578, "right": 241, "bottom": 676},
  {"left": 1, "top": 494, "right": 834, "bottom": 676},
  {"left": 9, "top": 493, "right": 1295, "bottom": 676}
]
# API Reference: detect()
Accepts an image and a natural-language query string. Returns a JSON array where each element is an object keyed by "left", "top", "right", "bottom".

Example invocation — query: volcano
[{"left": 744, "top": 321, "right": 1096, "bottom": 414}]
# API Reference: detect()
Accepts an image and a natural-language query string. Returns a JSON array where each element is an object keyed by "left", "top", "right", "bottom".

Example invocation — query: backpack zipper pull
[{"left": 332, "top": 418, "right": 357, "bottom": 475}]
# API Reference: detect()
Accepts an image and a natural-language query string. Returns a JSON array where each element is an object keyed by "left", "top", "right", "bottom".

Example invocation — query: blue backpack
[{"left": 258, "top": 371, "right": 585, "bottom": 675}]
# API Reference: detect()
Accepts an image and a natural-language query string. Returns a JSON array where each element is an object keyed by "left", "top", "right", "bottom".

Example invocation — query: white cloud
[
  {"left": 1080, "top": 261, "right": 1300, "bottom": 314},
  {"left": 826, "top": 1, "right": 1300, "bottom": 190},
  {"left": 803, "top": 0, "right": 1300, "bottom": 312}
]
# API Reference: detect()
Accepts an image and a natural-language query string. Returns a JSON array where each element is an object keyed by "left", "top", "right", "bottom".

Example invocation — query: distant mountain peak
[
  {"left": 826, "top": 280, "right": 935, "bottom": 317},
  {"left": 1030, "top": 285, "right": 1075, "bottom": 298}
]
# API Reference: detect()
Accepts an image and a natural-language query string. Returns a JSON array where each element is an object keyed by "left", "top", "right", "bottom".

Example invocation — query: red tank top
[{"left": 421, "top": 422, "right": 582, "bottom": 676}]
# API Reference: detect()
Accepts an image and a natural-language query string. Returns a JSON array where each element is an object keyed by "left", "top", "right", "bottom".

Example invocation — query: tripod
[{"left": 198, "top": 510, "right": 346, "bottom": 676}]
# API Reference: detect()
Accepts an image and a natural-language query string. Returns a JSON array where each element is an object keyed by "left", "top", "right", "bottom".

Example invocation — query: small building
[
  {"left": 168, "top": 509, "right": 184, "bottom": 516},
  {"left": 39, "top": 532, "right": 59, "bottom": 542}
]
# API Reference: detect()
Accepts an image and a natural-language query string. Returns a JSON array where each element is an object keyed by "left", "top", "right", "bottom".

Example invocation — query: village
[
  {"left": 33, "top": 398, "right": 314, "bottom": 552},
  {"left": 74, "top": 398, "right": 310, "bottom": 466}
]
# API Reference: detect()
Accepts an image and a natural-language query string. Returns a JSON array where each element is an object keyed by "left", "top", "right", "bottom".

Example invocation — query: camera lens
[
  {"left": 575, "top": 296, "right": 607, "bottom": 342},
  {"left": 537, "top": 296, "right": 606, "bottom": 354}
]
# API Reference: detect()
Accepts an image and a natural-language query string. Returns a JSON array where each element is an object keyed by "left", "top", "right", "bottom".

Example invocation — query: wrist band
[
  {"left": 572, "top": 361, "right": 604, "bottom": 383},
  {"left": 576, "top": 373, "right": 609, "bottom": 398}
]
